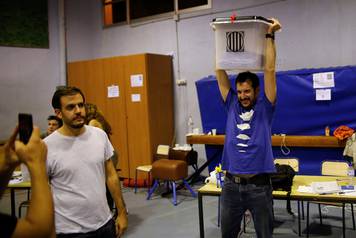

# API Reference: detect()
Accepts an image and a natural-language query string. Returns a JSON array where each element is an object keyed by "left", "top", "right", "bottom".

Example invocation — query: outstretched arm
[
  {"left": 264, "top": 18, "right": 281, "bottom": 105},
  {"left": 1, "top": 127, "right": 55, "bottom": 238}
]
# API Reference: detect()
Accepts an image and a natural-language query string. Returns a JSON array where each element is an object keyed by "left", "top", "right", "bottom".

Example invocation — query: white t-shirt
[{"left": 45, "top": 125, "right": 114, "bottom": 234}]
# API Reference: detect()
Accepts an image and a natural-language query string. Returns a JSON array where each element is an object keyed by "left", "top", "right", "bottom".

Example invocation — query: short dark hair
[
  {"left": 235, "top": 71, "right": 260, "bottom": 90},
  {"left": 51, "top": 86, "right": 85, "bottom": 109},
  {"left": 47, "top": 115, "right": 63, "bottom": 127}
]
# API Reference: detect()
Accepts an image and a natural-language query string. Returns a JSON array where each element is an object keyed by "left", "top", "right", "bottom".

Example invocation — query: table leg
[
  {"left": 186, "top": 149, "right": 221, "bottom": 185},
  {"left": 306, "top": 202, "right": 309, "bottom": 238},
  {"left": 198, "top": 192, "right": 205, "bottom": 238},
  {"left": 297, "top": 200, "right": 301, "bottom": 236},
  {"left": 342, "top": 203, "right": 345, "bottom": 238},
  {"left": 171, "top": 150, "right": 221, "bottom": 195},
  {"left": 10, "top": 188, "right": 15, "bottom": 217}
]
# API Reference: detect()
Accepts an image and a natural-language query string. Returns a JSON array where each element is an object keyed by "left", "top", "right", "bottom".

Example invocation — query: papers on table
[
  {"left": 311, "top": 181, "right": 340, "bottom": 194},
  {"left": 173, "top": 145, "right": 192, "bottom": 151},
  {"left": 9, "top": 171, "right": 24, "bottom": 184},
  {"left": 9, "top": 177, "right": 24, "bottom": 184},
  {"left": 339, "top": 191, "right": 356, "bottom": 196},
  {"left": 297, "top": 181, "right": 356, "bottom": 195},
  {"left": 297, "top": 185, "right": 314, "bottom": 193}
]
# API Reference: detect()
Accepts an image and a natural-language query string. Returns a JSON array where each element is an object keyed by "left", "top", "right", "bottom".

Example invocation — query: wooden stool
[{"left": 147, "top": 159, "right": 196, "bottom": 205}]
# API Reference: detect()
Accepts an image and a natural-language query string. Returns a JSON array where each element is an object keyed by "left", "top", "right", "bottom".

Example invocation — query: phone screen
[{"left": 18, "top": 113, "right": 33, "bottom": 144}]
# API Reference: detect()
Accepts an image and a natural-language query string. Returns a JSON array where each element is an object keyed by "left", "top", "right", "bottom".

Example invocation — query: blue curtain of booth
[{"left": 196, "top": 65, "right": 356, "bottom": 174}]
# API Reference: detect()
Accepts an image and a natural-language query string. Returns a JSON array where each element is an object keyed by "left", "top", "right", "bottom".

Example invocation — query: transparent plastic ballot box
[{"left": 211, "top": 16, "right": 272, "bottom": 71}]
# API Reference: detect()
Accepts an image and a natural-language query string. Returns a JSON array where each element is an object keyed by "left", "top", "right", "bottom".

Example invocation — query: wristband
[{"left": 265, "top": 33, "right": 275, "bottom": 40}]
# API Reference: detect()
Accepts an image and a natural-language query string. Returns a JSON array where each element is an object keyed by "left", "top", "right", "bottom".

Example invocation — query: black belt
[{"left": 226, "top": 172, "right": 271, "bottom": 186}]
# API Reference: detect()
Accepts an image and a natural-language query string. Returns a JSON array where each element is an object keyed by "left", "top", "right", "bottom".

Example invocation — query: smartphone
[{"left": 18, "top": 113, "right": 33, "bottom": 144}]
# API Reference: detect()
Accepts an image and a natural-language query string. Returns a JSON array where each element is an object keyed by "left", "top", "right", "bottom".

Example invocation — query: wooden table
[
  {"left": 186, "top": 134, "right": 346, "bottom": 185},
  {"left": 187, "top": 134, "right": 346, "bottom": 147},
  {"left": 197, "top": 176, "right": 356, "bottom": 238},
  {"left": 7, "top": 181, "right": 31, "bottom": 217}
]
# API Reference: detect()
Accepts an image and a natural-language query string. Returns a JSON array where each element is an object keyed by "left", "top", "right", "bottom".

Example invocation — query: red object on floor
[{"left": 123, "top": 178, "right": 152, "bottom": 187}]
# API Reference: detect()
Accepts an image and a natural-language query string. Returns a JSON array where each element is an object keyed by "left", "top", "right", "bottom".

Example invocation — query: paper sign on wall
[
  {"left": 313, "top": 72, "right": 335, "bottom": 88},
  {"left": 107, "top": 85, "right": 119, "bottom": 98},
  {"left": 316, "top": 89, "right": 331, "bottom": 101},
  {"left": 131, "top": 94, "right": 141, "bottom": 102},
  {"left": 130, "top": 74, "right": 143, "bottom": 87}
]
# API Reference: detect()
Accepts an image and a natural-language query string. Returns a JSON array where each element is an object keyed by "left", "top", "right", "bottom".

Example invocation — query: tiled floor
[{"left": 2, "top": 181, "right": 356, "bottom": 238}]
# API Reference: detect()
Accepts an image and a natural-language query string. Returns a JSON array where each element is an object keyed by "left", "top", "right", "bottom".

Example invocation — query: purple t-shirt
[{"left": 222, "top": 88, "right": 276, "bottom": 174}]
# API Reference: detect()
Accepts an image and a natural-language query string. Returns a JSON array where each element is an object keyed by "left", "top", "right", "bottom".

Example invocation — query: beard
[
  {"left": 62, "top": 115, "right": 85, "bottom": 129},
  {"left": 70, "top": 122, "right": 85, "bottom": 129},
  {"left": 239, "top": 98, "right": 253, "bottom": 110}
]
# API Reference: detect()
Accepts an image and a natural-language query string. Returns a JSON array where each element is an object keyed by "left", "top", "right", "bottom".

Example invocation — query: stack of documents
[
  {"left": 297, "top": 181, "right": 356, "bottom": 195},
  {"left": 311, "top": 181, "right": 340, "bottom": 194}
]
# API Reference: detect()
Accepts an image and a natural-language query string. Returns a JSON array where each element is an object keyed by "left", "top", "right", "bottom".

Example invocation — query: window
[
  {"left": 103, "top": 0, "right": 127, "bottom": 25},
  {"left": 178, "top": 0, "right": 209, "bottom": 10},
  {"left": 129, "top": 0, "right": 174, "bottom": 20},
  {"left": 103, "top": 0, "right": 211, "bottom": 27}
]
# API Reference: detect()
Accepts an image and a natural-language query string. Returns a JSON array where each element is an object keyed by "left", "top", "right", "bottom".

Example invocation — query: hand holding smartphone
[{"left": 18, "top": 113, "right": 33, "bottom": 144}]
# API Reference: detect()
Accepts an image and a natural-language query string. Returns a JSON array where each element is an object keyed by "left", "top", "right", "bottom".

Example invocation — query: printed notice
[
  {"left": 131, "top": 94, "right": 141, "bottom": 102},
  {"left": 130, "top": 74, "right": 144, "bottom": 87},
  {"left": 316, "top": 89, "right": 331, "bottom": 101},
  {"left": 313, "top": 72, "right": 335, "bottom": 89},
  {"left": 107, "top": 85, "right": 119, "bottom": 98}
]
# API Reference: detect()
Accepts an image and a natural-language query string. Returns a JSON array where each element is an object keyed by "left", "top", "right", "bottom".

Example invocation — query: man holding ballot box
[{"left": 215, "top": 18, "right": 281, "bottom": 238}]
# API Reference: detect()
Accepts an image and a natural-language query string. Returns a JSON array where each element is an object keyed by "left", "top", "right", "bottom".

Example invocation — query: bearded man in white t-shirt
[{"left": 44, "top": 86, "right": 127, "bottom": 238}]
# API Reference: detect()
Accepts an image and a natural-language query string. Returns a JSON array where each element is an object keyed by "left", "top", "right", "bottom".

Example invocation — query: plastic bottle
[
  {"left": 325, "top": 126, "right": 330, "bottom": 136},
  {"left": 187, "top": 116, "right": 194, "bottom": 134}
]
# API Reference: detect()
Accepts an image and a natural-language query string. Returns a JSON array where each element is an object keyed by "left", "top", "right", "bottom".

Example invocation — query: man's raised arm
[
  {"left": 264, "top": 18, "right": 281, "bottom": 105},
  {"left": 215, "top": 69, "right": 231, "bottom": 102}
]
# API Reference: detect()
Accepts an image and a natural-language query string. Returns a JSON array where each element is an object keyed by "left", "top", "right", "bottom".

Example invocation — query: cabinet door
[
  {"left": 102, "top": 57, "right": 129, "bottom": 177},
  {"left": 145, "top": 54, "right": 174, "bottom": 156},
  {"left": 67, "top": 57, "right": 130, "bottom": 177},
  {"left": 124, "top": 54, "right": 152, "bottom": 178}
]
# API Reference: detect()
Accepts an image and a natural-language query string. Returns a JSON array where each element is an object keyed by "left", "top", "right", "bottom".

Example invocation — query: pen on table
[{"left": 338, "top": 190, "right": 355, "bottom": 194}]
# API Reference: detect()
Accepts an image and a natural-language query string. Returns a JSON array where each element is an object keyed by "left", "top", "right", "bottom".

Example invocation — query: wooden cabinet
[{"left": 67, "top": 54, "right": 174, "bottom": 178}]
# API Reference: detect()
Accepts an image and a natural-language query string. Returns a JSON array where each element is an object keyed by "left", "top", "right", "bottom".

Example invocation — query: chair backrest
[
  {"left": 274, "top": 158, "right": 299, "bottom": 172},
  {"left": 321, "top": 161, "right": 349, "bottom": 176},
  {"left": 274, "top": 157, "right": 299, "bottom": 173},
  {"left": 156, "top": 145, "right": 170, "bottom": 155}
]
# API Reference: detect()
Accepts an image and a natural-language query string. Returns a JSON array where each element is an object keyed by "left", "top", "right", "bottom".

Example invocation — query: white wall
[{"left": 0, "top": 0, "right": 63, "bottom": 139}]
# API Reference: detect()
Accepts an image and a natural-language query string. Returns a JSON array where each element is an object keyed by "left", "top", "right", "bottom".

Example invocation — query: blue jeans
[{"left": 221, "top": 176, "right": 274, "bottom": 238}]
